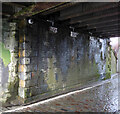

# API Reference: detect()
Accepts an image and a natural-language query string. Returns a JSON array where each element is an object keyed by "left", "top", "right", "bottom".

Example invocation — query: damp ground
[{"left": 2, "top": 73, "right": 119, "bottom": 113}]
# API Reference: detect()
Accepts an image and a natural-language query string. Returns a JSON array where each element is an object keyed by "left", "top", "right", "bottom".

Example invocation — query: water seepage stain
[{"left": 0, "top": 42, "right": 11, "bottom": 67}]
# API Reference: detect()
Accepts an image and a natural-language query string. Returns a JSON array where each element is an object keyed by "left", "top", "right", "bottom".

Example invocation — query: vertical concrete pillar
[
  {"left": 118, "top": 38, "right": 120, "bottom": 73},
  {"left": 18, "top": 19, "right": 31, "bottom": 100},
  {"left": 118, "top": 37, "right": 120, "bottom": 112},
  {"left": 18, "top": 19, "right": 40, "bottom": 102},
  {"left": 0, "top": 19, "right": 19, "bottom": 104}
]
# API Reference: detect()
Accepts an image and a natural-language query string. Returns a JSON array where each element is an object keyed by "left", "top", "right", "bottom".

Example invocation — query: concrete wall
[
  {"left": 0, "top": 19, "right": 19, "bottom": 105},
  {"left": 0, "top": 18, "right": 117, "bottom": 105},
  {"left": 18, "top": 19, "right": 112, "bottom": 103}
]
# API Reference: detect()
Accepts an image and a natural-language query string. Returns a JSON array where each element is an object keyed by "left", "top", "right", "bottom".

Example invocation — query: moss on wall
[{"left": 0, "top": 42, "right": 11, "bottom": 67}]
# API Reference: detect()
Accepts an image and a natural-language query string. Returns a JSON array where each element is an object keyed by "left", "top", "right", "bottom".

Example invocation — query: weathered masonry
[{"left": 0, "top": 2, "right": 119, "bottom": 106}]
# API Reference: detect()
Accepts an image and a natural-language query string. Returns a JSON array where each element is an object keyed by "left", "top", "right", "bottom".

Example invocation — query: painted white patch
[{"left": 110, "top": 37, "right": 118, "bottom": 50}]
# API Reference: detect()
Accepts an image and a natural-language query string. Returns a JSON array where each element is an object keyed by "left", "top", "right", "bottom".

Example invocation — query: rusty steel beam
[
  {"left": 59, "top": 2, "right": 119, "bottom": 20},
  {"left": 70, "top": 7, "right": 119, "bottom": 24},
  {"left": 12, "top": 2, "right": 65, "bottom": 19}
]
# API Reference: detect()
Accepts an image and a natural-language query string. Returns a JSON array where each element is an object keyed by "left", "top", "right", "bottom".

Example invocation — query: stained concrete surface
[
  {"left": 2, "top": 74, "right": 119, "bottom": 113},
  {"left": 17, "top": 20, "right": 112, "bottom": 101}
]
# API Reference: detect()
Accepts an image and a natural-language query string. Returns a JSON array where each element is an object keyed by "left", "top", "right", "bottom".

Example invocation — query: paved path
[{"left": 3, "top": 74, "right": 119, "bottom": 113}]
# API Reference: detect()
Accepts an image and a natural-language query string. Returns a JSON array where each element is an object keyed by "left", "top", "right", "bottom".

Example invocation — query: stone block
[
  {"left": 1, "top": 92, "right": 11, "bottom": 103},
  {"left": 19, "top": 72, "right": 32, "bottom": 81},
  {"left": 19, "top": 87, "right": 30, "bottom": 99},
  {"left": 4, "top": 39, "right": 18, "bottom": 52},
  {"left": 19, "top": 58, "right": 30, "bottom": 65},
  {"left": 18, "top": 65, "right": 31, "bottom": 72},
  {"left": 29, "top": 86, "right": 41, "bottom": 97},
  {"left": 19, "top": 49, "right": 31, "bottom": 57},
  {"left": 23, "top": 42, "right": 31, "bottom": 50},
  {"left": 10, "top": 31, "right": 16, "bottom": 37},
  {"left": 23, "top": 50, "right": 31, "bottom": 57},
  {"left": 19, "top": 77, "right": 38, "bottom": 88},
  {"left": 19, "top": 80, "right": 26, "bottom": 88},
  {"left": 19, "top": 50, "right": 23, "bottom": 57},
  {"left": 19, "top": 42, "right": 32, "bottom": 50},
  {"left": 18, "top": 65, "right": 24, "bottom": 72},
  {"left": 19, "top": 43, "right": 23, "bottom": 49}
]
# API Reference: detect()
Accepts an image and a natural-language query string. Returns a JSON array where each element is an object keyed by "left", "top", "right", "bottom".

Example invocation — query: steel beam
[
  {"left": 12, "top": 2, "right": 64, "bottom": 19},
  {"left": 73, "top": 15, "right": 119, "bottom": 28},
  {"left": 59, "top": 2, "right": 119, "bottom": 20},
  {"left": 87, "top": 20, "right": 119, "bottom": 29},
  {"left": 3, "top": 2, "right": 26, "bottom": 8},
  {"left": 96, "top": 26, "right": 119, "bottom": 32},
  {"left": 42, "top": 3, "right": 77, "bottom": 15},
  {"left": 92, "top": 31, "right": 120, "bottom": 37},
  {"left": 70, "top": 7, "right": 119, "bottom": 24}
]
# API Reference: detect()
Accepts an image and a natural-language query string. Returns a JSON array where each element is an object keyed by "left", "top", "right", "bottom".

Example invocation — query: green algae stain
[
  {"left": 46, "top": 57, "right": 57, "bottom": 90},
  {"left": 6, "top": 76, "right": 19, "bottom": 102},
  {"left": 0, "top": 42, "right": 11, "bottom": 67}
]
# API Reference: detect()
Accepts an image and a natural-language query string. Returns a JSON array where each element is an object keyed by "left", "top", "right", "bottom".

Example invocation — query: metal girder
[
  {"left": 87, "top": 23, "right": 120, "bottom": 30},
  {"left": 86, "top": 19, "right": 120, "bottom": 29},
  {"left": 76, "top": 21, "right": 120, "bottom": 31},
  {"left": 76, "top": 27, "right": 120, "bottom": 37},
  {"left": 101, "top": 31, "right": 120, "bottom": 35},
  {"left": 73, "top": 15, "right": 119, "bottom": 28},
  {"left": 92, "top": 31, "right": 120, "bottom": 38},
  {"left": 109, "top": 34, "right": 120, "bottom": 37},
  {"left": 59, "top": 2, "right": 119, "bottom": 21},
  {"left": 91, "top": 29, "right": 120, "bottom": 37},
  {"left": 3, "top": 2, "right": 26, "bottom": 8},
  {"left": 12, "top": 2, "right": 65, "bottom": 19},
  {"left": 96, "top": 26, "right": 119, "bottom": 32},
  {"left": 102, "top": 32, "right": 120, "bottom": 38},
  {"left": 42, "top": 2, "right": 77, "bottom": 15},
  {"left": 70, "top": 7, "right": 119, "bottom": 24}
]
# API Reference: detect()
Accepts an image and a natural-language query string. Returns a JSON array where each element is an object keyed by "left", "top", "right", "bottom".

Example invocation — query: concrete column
[
  {"left": 18, "top": 19, "right": 39, "bottom": 101},
  {"left": 0, "top": 19, "right": 19, "bottom": 104},
  {"left": 18, "top": 19, "right": 31, "bottom": 100},
  {"left": 118, "top": 38, "right": 120, "bottom": 73}
]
